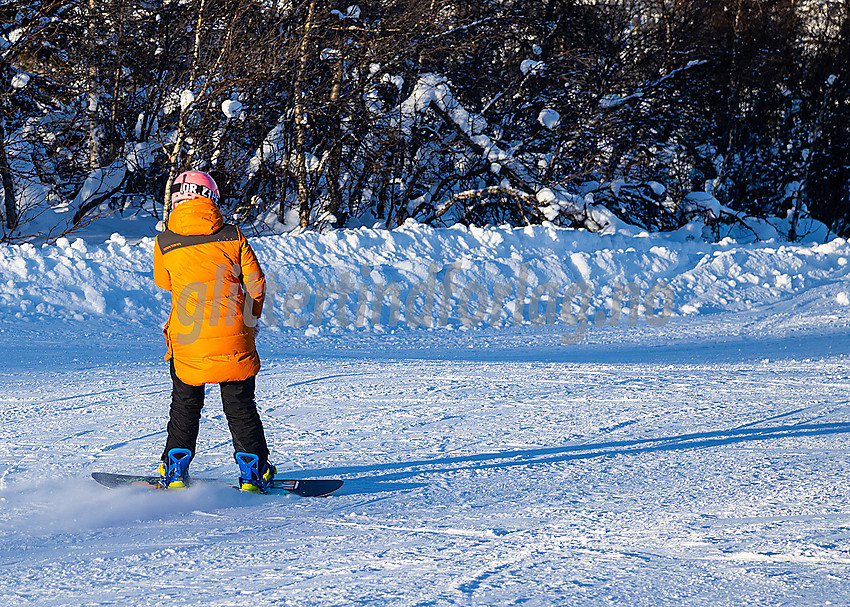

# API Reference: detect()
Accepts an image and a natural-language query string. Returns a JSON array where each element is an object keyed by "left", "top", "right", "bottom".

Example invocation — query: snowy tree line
[{"left": 1, "top": 0, "right": 847, "bottom": 242}]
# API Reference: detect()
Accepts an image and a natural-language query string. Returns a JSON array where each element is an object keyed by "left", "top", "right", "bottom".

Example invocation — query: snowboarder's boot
[
  {"left": 158, "top": 448, "right": 192, "bottom": 489},
  {"left": 235, "top": 452, "right": 276, "bottom": 493}
]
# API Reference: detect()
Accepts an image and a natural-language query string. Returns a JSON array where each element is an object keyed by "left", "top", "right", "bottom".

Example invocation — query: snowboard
[{"left": 91, "top": 472, "right": 343, "bottom": 497}]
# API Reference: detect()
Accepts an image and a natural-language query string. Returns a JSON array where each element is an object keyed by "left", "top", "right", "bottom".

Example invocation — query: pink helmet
[{"left": 170, "top": 170, "right": 220, "bottom": 207}]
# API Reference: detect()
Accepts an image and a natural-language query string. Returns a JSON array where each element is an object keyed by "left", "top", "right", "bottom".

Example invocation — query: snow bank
[
  {"left": 1, "top": 224, "right": 848, "bottom": 339},
  {"left": 0, "top": 234, "right": 165, "bottom": 323}
]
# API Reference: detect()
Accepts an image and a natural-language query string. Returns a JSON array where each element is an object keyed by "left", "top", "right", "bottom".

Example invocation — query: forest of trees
[{"left": 1, "top": 0, "right": 848, "bottom": 242}]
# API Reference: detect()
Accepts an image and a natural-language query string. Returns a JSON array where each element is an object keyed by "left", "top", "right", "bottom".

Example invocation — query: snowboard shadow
[{"left": 310, "top": 421, "right": 850, "bottom": 496}]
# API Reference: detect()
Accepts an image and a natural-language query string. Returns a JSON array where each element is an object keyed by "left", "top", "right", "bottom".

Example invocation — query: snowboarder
[{"left": 153, "top": 170, "right": 275, "bottom": 491}]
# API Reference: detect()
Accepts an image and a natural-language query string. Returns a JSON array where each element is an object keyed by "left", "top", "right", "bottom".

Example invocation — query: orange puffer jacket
[{"left": 153, "top": 197, "right": 266, "bottom": 386}]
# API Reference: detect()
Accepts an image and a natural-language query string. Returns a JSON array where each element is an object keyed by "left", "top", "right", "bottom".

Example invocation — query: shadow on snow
[{"left": 305, "top": 421, "right": 850, "bottom": 496}]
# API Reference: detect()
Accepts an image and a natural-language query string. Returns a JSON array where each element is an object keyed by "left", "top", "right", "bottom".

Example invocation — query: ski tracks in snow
[{"left": 3, "top": 315, "right": 850, "bottom": 604}]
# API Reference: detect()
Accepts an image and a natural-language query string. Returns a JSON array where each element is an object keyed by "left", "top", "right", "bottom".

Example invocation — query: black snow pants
[{"left": 161, "top": 360, "right": 270, "bottom": 470}]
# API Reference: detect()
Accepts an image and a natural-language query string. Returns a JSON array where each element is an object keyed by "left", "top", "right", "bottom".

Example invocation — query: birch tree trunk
[
  {"left": 163, "top": 0, "right": 207, "bottom": 227},
  {"left": 0, "top": 119, "right": 16, "bottom": 232},
  {"left": 325, "top": 52, "right": 344, "bottom": 223},
  {"left": 86, "top": 0, "right": 100, "bottom": 171},
  {"left": 108, "top": 0, "right": 126, "bottom": 160},
  {"left": 295, "top": 0, "right": 318, "bottom": 228}
]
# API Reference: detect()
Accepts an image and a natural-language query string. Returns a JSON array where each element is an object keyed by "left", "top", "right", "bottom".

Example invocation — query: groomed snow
[{"left": 1, "top": 224, "right": 850, "bottom": 605}]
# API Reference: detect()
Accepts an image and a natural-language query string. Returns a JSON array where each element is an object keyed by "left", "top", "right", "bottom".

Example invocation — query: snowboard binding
[
  {"left": 235, "top": 452, "right": 276, "bottom": 493},
  {"left": 158, "top": 448, "right": 192, "bottom": 489}
]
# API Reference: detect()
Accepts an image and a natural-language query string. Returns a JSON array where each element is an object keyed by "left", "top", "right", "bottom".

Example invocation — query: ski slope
[{"left": 2, "top": 225, "right": 850, "bottom": 605}]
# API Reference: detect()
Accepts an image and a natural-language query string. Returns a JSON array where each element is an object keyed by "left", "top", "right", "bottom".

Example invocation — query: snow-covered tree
[{"left": 2, "top": 0, "right": 847, "bottom": 242}]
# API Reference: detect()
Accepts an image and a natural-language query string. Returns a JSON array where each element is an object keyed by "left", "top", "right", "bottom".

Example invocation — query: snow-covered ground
[{"left": 2, "top": 224, "right": 850, "bottom": 605}]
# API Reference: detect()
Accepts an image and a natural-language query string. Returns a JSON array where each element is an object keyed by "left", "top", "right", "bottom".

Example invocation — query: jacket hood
[{"left": 167, "top": 197, "right": 224, "bottom": 236}]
